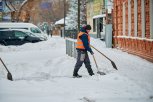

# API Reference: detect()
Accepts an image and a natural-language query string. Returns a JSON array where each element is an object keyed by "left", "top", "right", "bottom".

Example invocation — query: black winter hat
[{"left": 86, "top": 25, "right": 91, "bottom": 30}]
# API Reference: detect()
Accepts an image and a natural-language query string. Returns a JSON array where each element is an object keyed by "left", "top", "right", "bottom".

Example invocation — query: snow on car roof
[
  {"left": 0, "top": 22, "right": 38, "bottom": 28},
  {"left": 0, "top": 29, "right": 31, "bottom": 32}
]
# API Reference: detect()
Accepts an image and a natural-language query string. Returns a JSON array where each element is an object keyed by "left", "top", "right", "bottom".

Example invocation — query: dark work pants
[{"left": 73, "top": 49, "right": 94, "bottom": 76}]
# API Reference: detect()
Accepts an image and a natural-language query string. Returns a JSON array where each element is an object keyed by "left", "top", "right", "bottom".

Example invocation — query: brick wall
[
  {"left": 145, "top": 0, "right": 150, "bottom": 38},
  {"left": 113, "top": 0, "right": 153, "bottom": 62}
]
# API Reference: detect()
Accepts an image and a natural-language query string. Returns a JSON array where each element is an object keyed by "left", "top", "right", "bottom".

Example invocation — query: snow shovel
[
  {"left": 91, "top": 45, "right": 118, "bottom": 70},
  {"left": 92, "top": 55, "right": 106, "bottom": 75},
  {"left": 0, "top": 58, "right": 13, "bottom": 81}
]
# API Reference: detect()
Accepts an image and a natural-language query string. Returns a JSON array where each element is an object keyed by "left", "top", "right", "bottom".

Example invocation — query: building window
[
  {"left": 134, "top": 0, "right": 138, "bottom": 37},
  {"left": 141, "top": 0, "right": 145, "bottom": 38},
  {"left": 99, "top": 18, "right": 103, "bottom": 32},
  {"left": 93, "top": 19, "right": 96, "bottom": 32}
]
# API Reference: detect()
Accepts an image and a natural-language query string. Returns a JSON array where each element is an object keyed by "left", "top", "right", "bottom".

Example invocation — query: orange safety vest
[{"left": 76, "top": 32, "right": 90, "bottom": 49}]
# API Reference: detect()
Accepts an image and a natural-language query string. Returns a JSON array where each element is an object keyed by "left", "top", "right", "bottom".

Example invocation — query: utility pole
[
  {"left": 64, "top": 0, "right": 66, "bottom": 38},
  {"left": 78, "top": 0, "right": 80, "bottom": 33}
]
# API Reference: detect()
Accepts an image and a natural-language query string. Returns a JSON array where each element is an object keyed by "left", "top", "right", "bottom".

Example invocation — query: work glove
[{"left": 90, "top": 51, "right": 94, "bottom": 55}]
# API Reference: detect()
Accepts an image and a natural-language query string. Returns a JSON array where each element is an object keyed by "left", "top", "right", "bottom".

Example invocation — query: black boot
[
  {"left": 89, "top": 73, "right": 94, "bottom": 76},
  {"left": 73, "top": 68, "right": 82, "bottom": 78},
  {"left": 87, "top": 67, "right": 94, "bottom": 76},
  {"left": 73, "top": 74, "right": 82, "bottom": 78}
]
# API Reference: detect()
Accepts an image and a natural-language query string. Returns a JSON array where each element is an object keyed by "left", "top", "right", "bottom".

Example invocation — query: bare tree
[
  {"left": 16, "top": 0, "right": 28, "bottom": 22},
  {"left": 8, "top": 0, "right": 69, "bottom": 23}
]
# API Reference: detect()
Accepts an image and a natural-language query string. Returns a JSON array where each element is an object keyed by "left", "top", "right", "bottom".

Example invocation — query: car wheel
[
  {"left": 0, "top": 41, "right": 7, "bottom": 46},
  {"left": 32, "top": 40, "right": 38, "bottom": 43}
]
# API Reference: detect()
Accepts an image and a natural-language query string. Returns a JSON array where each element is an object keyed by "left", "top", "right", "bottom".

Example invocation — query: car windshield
[{"left": 30, "top": 27, "right": 41, "bottom": 33}]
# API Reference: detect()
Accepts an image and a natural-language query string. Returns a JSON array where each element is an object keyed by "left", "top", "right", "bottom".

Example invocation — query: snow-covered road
[{"left": 0, "top": 36, "right": 153, "bottom": 102}]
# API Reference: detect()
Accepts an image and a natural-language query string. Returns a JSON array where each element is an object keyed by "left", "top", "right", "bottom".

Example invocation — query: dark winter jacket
[{"left": 77, "top": 27, "right": 93, "bottom": 54}]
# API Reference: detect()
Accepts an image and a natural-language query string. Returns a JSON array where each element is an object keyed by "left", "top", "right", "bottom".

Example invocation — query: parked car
[
  {"left": 0, "top": 29, "right": 44, "bottom": 46},
  {"left": 0, "top": 22, "right": 48, "bottom": 40}
]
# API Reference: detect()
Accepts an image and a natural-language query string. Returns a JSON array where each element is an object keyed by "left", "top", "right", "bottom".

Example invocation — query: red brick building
[{"left": 113, "top": 0, "right": 153, "bottom": 62}]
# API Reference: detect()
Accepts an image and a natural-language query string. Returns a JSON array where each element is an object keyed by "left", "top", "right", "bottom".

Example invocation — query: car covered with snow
[
  {"left": 0, "top": 29, "right": 44, "bottom": 46},
  {"left": 0, "top": 22, "right": 48, "bottom": 40}
]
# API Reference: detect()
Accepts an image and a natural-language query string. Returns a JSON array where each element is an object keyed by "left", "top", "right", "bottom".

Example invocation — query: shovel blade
[
  {"left": 97, "top": 71, "right": 106, "bottom": 75},
  {"left": 7, "top": 72, "right": 13, "bottom": 81},
  {"left": 111, "top": 61, "right": 118, "bottom": 70}
]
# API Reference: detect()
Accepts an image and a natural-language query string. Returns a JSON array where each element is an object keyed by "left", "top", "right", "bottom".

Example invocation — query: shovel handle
[
  {"left": 92, "top": 55, "right": 99, "bottom": 71},
  {"left": 0, "top": 58, "right": 10, "bottom": 73},
  {"left": 91, "top": 45, "right": 111, "bottom": 60}
]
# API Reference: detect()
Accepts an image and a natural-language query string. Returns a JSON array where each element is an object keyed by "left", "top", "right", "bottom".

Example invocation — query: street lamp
[
  {"left": 78, "top": 0, "right": 80, "bottom": 33},
  {"left": 64, "top": 0, "right": 66, "bottom": 38}
]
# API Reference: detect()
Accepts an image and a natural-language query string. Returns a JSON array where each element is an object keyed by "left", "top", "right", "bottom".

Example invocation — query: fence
[
  {"left": 65, "top": 38, "right": 77, "bottom": 58},
  {"left": 64, "top": 30, "right": 77, "bottom": 39}
]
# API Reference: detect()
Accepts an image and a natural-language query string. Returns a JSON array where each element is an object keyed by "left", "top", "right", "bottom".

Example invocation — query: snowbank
[{"left": 0, "top": 36, "right": 153, "bottom": 102}]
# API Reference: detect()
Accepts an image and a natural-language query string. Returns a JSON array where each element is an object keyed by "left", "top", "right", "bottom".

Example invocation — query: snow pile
[{"left": 0, "top": 36, "right": 153, "bottom": 102}]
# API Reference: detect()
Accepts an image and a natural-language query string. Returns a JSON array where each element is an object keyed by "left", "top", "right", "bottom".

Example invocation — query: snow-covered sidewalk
[{"left": 0, "top": 36, "right": 153, "bottom": 102}]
